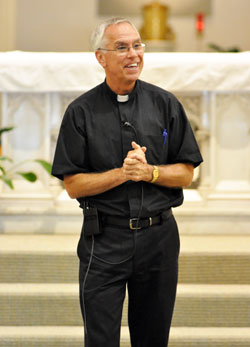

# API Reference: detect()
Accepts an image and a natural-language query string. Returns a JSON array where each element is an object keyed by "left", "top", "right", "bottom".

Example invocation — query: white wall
[
  {"left": 170, "top": 0, "right": 250, "bottom": 52},
  {"left": 4, "top": 0, "right": 250, "bottom": 52},
  {"left": 15, "top": 0, "right": 96, "bottom": 52},
  {"left": 0, "top": 0, "right": 16, "bottom": 51}
]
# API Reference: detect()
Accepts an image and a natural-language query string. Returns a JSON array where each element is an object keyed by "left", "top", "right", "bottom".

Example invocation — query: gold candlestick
[{"left": 140, "top": 1, "right": 175, "bottom": 51}]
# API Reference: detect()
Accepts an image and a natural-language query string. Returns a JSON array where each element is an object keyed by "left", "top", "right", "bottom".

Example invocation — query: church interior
[{"left": 0, "top": 0, "right": 250, "bottom": 346}]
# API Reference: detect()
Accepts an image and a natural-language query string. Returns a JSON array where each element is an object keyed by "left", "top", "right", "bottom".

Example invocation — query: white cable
[{"left": 81, "top": 235, "right": 95, "bottom": 336}]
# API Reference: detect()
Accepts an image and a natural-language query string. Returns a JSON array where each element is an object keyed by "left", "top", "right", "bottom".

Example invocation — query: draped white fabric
[{"left": 0, "top": 51, "right": 250, "bottom": 92}]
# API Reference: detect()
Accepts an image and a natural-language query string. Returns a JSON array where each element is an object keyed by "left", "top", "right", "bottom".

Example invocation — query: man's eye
[
  {"left": 117, "top": 46, "right": 127, "bottom": 52},
  {"left": 133, "top": 43, "right": 141, "bottom": 49}
]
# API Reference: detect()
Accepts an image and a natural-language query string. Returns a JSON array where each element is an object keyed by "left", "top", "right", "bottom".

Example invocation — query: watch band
[{"left": 150, "top": 165, "right": 159, "bottom": 183}]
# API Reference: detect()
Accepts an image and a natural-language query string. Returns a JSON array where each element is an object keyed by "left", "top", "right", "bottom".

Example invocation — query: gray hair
[{"left": 91, "top": 17, "right": 140, "bottom": 51}]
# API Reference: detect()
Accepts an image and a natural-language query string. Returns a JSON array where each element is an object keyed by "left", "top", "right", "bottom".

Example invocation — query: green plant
[
  {"left": 208, "top": 43, "right": 240, "bottom": 52},
  {"left": 0, "top": 127, "right": 52, "bottom": 189}
]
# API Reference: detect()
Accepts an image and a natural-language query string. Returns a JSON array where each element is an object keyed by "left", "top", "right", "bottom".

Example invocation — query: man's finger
[
  {"left": 131, "top": 141, "right": 147, "bottom": 153},
  {"left": 131, "top": 141, "right": 140, "bottom": 149},
  {"left": 126, "top": 152, "right": 147, "bottom": 164}
]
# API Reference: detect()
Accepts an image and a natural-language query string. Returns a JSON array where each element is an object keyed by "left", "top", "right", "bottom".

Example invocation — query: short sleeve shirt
[{"left": 52, "top": 80, "right": 203, "bottom": 218}]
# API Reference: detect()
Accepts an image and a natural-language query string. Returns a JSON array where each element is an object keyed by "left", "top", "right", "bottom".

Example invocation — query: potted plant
[{"left": 0, "top": 127, "right": 52, "bottom": 189}]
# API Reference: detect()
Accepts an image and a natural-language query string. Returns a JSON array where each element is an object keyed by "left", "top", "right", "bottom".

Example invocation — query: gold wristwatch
[{"left": 150, "top": 165, "right": 159, "bottom": 183}]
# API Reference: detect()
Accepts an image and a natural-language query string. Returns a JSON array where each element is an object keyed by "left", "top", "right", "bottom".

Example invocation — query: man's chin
[{"left": 124, "top": 72, "right": 141, "bottom": 83}]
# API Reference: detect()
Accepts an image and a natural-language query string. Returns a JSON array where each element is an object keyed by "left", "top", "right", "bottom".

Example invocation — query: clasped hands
[{"left": 122, "top": 141, "right": 152, "bottom": 182}]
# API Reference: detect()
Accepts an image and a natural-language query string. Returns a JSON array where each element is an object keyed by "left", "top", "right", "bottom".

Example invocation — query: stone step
[
  {"left": 0, "top": 234, "right": 249, "bottom": 284},
  {"left": 0, "top": 326, "right": 250, "bottom": 347},
  {"left": 0, "top": 283, "right": 249, "bottom": 327},
  {"left": 173, "top": 284, "right": 250, "bottom": 328}
]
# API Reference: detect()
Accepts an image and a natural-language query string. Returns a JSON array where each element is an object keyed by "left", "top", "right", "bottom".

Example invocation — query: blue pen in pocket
[{"left": 163, "top": 129, "right": 167, "bottom": 145}]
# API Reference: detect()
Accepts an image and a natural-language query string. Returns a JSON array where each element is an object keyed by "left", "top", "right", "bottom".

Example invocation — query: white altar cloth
[{"left": 0, "top": 51, "right": 250, "bottom": 92}]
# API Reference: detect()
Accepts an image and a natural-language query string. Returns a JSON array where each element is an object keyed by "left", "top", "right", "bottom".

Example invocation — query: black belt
[{"left": 104, "top": 209, "right": 172, "bottom": 230}]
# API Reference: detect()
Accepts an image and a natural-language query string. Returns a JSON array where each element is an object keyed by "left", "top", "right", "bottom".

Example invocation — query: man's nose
[{"left": 127, "top": 46, "right": 138, "bottom": 57}]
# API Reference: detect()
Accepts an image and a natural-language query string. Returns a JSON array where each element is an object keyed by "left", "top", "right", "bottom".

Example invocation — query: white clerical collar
[{"left": 117, "top": 94, "right": 129, "bottom": 102}]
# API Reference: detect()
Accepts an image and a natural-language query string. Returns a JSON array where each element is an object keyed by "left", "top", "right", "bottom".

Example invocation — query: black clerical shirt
[{"left": 52, "top": 80, "right": 203, "bottom": 218}]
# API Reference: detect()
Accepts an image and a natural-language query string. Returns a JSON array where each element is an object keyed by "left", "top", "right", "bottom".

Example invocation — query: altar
[{"left": 0, "top": 51, "right": 250, "bottom": 234}]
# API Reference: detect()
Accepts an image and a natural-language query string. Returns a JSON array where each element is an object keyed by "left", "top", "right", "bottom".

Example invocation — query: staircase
[{"left": 0, "top": 232, "right": 249, "bottom": 346}]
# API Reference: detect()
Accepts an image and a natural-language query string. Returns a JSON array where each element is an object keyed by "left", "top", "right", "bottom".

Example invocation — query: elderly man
[{"left": 52, "top": 17, "right": 203, "bottom": 347}]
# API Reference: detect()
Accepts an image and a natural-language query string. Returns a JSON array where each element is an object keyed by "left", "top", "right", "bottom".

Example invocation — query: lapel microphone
[{"left": 122, "top": 121, "right": 132, "bottom": 127}]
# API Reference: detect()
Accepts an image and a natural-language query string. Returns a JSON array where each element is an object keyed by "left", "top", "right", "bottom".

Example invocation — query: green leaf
[
  {"left": 16, "top": 171, "right": 37, "bottom": 182},
  {"left": 0, "top": 127, "right": 14, "bottom": 137},
  {"left": 34, "top": 159, "right": 52, "bottom": 175},
  {"left": 0, "top": 156, "right": 13, "bottom": 162},
  {"left": 0, "top": 166, "right": 6, "bottom": 175},
  {"left": 0, "top": 175, "right": 14, "bottom": 189}
]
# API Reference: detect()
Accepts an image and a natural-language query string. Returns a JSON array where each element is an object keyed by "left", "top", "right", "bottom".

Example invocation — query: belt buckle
[{"left": 129, "top": 218, "right": 141, "bottom": 230}]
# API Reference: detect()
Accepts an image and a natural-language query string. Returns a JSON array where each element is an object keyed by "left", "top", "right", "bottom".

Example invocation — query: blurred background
[{"left": 1, "top": 0, "right": 250, "bottom": 53}]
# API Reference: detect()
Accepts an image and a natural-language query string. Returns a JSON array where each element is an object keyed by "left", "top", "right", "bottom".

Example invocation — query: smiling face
[{"left": 95, "top": 22, "right": 144, "bottom": 95}]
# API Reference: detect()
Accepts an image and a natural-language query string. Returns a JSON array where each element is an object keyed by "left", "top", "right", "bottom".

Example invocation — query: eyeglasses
[{"left": 98, "top": 43, "right": 146, "bottom": 55}]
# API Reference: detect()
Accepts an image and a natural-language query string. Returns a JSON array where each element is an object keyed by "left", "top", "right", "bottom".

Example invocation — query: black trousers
[{"left": 79, "top": 214, "right": 179, "bottom": 347}]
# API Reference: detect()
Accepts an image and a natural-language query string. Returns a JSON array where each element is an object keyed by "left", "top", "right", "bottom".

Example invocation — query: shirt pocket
[{"left": 143, "top": 131, "right": 169, "bottom": 164}]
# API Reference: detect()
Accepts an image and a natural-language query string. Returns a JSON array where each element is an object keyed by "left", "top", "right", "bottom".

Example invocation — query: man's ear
[{"left": 95, "top": 50, "right": 106, "bottom": 68}]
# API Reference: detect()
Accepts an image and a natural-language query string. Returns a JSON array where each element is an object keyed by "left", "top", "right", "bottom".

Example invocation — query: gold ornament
[{"left": 140, "top": 1, "right": 175, "bottom": 48}]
